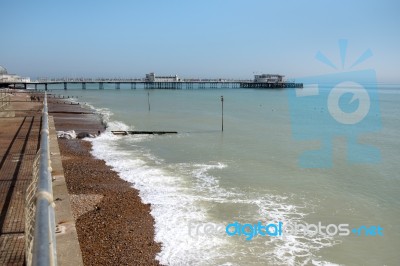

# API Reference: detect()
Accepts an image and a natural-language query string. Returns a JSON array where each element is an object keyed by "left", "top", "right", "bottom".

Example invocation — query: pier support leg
[
  {"left": 82, "top": 82, "right": 86, "bottom": 90},
  {"left": 64, "top": 82, "right": 67, "bottom": 90},
  {"left": 99, "top": 83, "right": 104, "bottom": 90},
  {"left": 45, "top": 83, "right": 48, "bottom": 91}
]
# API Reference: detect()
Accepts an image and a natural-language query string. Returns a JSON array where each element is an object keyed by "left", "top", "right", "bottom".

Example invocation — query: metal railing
[
  {"left": 0, "top": 89, "right": 11, "bottom": 110},
  {"left": 25, "top": 150, "right": 40, "bottom": 264},
  {"left": 25, "top": 93, "right": 57, "bottom": 266}
]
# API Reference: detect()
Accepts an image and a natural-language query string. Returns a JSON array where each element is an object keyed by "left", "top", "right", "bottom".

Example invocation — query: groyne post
[{"left": 221, "top": 95, "right": 224, "bottom": 132}]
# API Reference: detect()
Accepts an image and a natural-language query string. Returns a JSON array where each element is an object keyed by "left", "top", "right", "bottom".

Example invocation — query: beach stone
[{"left": 77, "top": 132, "right": 95, "bottom": 139}]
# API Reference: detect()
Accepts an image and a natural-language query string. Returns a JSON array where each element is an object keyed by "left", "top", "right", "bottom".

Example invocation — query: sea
[{"left": 43, "top": 83, "right": 399, "bottom": 265}]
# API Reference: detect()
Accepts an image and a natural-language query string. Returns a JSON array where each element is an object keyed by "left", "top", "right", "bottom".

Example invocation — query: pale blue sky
[{"left": 1, "top": 0, "right": 399, "bottom": 81}]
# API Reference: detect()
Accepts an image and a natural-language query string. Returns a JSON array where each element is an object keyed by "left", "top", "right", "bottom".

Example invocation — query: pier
[
  {"left": 0, "top": 79, "right": 303, "bottom": 90},
  {"left": 1, "top": 80, "right": 244, "bottom": 90},
  {"left": 0, "top": 73, "right": 303, "bottom": 90}
]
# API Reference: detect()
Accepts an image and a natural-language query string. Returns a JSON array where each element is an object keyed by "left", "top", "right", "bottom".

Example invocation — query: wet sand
[{"left": 47, "top": 95, "right": 161, "bottom": 265}]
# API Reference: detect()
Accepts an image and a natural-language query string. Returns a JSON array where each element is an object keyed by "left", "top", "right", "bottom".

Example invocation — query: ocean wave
[
  {"left": 70, "top": 94, "right": 339, "bottom": 265},
  {"left": 86, "top": 119, "right": 338, "bottom": 265},
  {"left": 75, "top": 101, "right": 113, "bottom": 127}
]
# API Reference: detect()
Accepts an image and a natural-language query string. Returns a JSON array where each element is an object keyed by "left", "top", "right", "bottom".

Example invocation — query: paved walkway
[{"left": 0, "top": 94, "right": 42, "bottom": 265}]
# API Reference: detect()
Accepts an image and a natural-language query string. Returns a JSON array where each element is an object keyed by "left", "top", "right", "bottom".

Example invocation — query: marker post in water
[
  {"left": 221, "top": 95, "right": 224, "bottom": 132},
  {"left": 148, "top": 91, "right": 150, "bottom": 112}
]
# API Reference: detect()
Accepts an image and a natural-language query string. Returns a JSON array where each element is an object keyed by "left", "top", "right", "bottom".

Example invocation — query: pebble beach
[{"left": 48, "top": 94, "right": 161, "bottom": 265}]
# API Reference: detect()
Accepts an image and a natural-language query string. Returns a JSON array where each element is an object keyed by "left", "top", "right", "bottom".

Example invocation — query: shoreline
[{"left": 47, "top": 95, "right": 161, "bottom": 265}]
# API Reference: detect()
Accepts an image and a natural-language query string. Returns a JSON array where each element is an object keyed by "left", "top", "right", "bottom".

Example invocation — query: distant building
[
  {"left": 0, "top": 65, "right": 30, "bottom": 83},
  {"left": 0, "top": 66, "right": 7, "bottom": 75},
  {"left": 254, "top": 74, "right": 284, "bottom": 83},
  {"left": 145, "top": 72, "right": 180, "bottom": 82}
]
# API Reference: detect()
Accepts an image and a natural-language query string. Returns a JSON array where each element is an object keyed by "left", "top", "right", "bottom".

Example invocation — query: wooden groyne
[{"left": 111, "top": 131, "right": 177, "bottom": 135}]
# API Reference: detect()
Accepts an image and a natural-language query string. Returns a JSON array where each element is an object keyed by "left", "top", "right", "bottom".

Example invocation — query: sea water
[{"left": 49, "top": 83, "right": 400, "bottom": 265}]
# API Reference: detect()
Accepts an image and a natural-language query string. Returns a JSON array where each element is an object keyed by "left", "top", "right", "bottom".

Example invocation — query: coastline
[{"left": 48, "top": 95, "right": 161, "bottom": 265}]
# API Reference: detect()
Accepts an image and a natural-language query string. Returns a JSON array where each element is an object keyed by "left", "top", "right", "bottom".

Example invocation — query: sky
[{"left": 0, "top": 0, "right": 399, "bottom": 82}]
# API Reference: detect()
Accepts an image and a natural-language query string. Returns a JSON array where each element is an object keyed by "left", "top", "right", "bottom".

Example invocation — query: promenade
[
  {"left": 0, "top": 94, "right": 42, "bottom": 264},
  {"left": 0, "top": 92, "right": 84, "bottom": 265},
  {"left": 0, "top": 91, "right": 160, "bottom": 265}
]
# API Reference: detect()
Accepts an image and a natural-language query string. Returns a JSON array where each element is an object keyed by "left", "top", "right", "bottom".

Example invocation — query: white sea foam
[
  {"left": 79, "top": 101, "right": 113, "bottom": 126},
  {"left": 89, "top": 132, "right": 229, "bottom": 265},
  {"left": 86, "top": 130, "right": 338, "bottom": 265},
  {"left": 79, "top": 100, "right": 338, "bottom": 265}
]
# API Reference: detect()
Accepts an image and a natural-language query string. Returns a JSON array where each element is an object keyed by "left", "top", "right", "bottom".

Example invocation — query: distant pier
[
  {"left": 0, "top": 73, "right": 303, "bottom": 90},
  {"left": 1, "top": 80, "right": 243, "bottom": 90},
  {"left": 1, "top": 80, "right": 303, "bottom": 90}
]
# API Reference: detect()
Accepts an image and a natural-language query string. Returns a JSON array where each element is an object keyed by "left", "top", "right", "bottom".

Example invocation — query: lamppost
[{"left": 221, "top": 95, "right": 224, "bottom": 132}]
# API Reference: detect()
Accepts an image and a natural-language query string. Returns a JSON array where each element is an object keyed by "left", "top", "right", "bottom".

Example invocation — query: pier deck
[{"left": 1, "top": 80, "right": 303, "bottom": 90}]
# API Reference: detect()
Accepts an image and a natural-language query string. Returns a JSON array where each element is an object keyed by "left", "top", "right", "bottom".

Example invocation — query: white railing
[
  {"left": 25, "top": 93, "right": 57, "bottom": 266},
  {"left": 25, "top": 151, "right": 40, "bottom": 264},
  {"left": 0, "top": 89, "right": 10, "bottom": 110}
]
